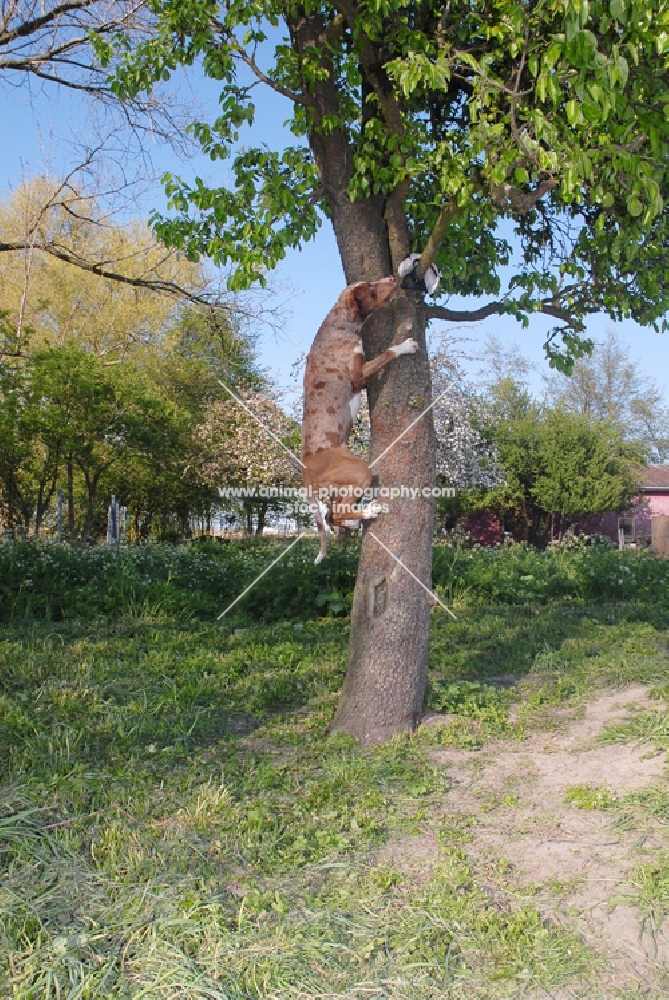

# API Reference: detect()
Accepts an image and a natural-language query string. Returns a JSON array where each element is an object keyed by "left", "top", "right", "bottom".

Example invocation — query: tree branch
[
  {"left": 0, "top": 0, "right": 92, "bottom": 46},
  {"left": 336, "top": 0, "right": 405, "bottom": 137},
  {"left": 426, "top": 297, "right": 586, "bottom": 332},
  {"left": 213, "top": 22, "right": 315, "bottom": 109},
  {"left": 490, "top": 178, "right": 557, "bottom": 213},
  {"left": 415, "top": 202, "right": 458, "bottom": 279},
  {"left": 540, "top": 303, "right": 585, "bottom": 333},
  {"left": 426, "top": 301, "right": 504, "bottom": 323},
  {"left": 0, "top": 240, "right": 212, "bottom": 305}
]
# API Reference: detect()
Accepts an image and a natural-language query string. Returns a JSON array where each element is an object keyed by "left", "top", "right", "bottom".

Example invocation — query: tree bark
[
  {"left": 323, "top": 170, "right": 436, "bottom": 746},
  {"left": 34, "top": 479, "right": 45, "bottom": 538},
  {"left": 256, "top": 501, "right": 267, "bottom": 536},
  {"left": 80, "top": 473, "right": 98, "bottom": 546}
]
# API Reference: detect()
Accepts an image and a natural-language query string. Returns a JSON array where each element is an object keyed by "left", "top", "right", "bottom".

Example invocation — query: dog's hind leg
[{"left": 313, "top": 499, "right": 331, "bottom": 565}]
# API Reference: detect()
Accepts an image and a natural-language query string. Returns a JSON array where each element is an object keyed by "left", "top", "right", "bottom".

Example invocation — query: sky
[{"left": 2, "top": 50, "right": 668, "bottom": 406}]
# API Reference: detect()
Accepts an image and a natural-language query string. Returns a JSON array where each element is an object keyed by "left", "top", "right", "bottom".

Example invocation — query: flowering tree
[
  {"left": 430, "top": 344, "right": 501, "bottom": 492},
  {"left": 195, "top": 388, "right": 301, "bottom": 534}
]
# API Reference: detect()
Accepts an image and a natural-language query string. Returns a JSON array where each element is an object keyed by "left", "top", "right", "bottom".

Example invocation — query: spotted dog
[{"left": 301, "top": 276, "right": 418, "bottom": 563}]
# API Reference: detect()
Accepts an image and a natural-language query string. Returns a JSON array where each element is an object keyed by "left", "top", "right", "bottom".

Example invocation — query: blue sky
[{"left": 2, "top": 60, "right": 668, "bottom": 405}]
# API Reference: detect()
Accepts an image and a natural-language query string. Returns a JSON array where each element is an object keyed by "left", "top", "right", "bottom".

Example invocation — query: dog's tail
[{"left": 313, "top": 499, "right": 331, "bottom": 565}]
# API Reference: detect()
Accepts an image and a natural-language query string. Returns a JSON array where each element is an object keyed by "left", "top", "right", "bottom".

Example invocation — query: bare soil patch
[{"left": 424, "top": 686, "right": 669, "bottom": 996}]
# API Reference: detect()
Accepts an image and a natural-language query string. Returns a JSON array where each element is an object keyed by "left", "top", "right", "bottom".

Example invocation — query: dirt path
[
  {"left": 381, "top": 686, "right": 669, "bottom": 996},
  {"left": 427, "top": 685, "right": 669, "bottom": 995}
]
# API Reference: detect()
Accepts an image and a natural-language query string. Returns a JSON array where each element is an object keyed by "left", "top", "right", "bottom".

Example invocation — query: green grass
[
  {"left": 3, "top": 543, "right": 669, "bottom": 996},
  {"left": 628, "top": 856, "right": 669, "bottom": 946},
  {"left": 564, "top": 784, "right": 617, "bottom": 811}
]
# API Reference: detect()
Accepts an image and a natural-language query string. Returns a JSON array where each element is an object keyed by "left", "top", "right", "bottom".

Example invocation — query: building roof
[{"left": 641, "top": 465, "right": 669, "bottom": 491}]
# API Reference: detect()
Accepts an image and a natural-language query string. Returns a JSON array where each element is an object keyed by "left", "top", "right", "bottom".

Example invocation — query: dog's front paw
[{"left": 392, "top": 338, "right": 419, "bottom": 357}]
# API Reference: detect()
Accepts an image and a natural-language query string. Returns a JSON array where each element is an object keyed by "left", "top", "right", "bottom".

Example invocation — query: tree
[
  {"left": 479, "top": 397, "right": 644, "bottom": 543},
  {"left": 0, "top": 2, "right": 218, "bottom": 307},
  {"left": 430, "top": 342, "right": 501, "bottom": 492},
  {"left": 0, "top": 176, "right": 222, "bottom": 358},
  {"left": 195, "top": 387, "right": 302, "bottom": 534},
  {"left": 27, "top": 344, "right": 183, "bottom": 544},
  {"left": 0, "top": 0, "right": 186, "bottom": 147},
  {"left": 112, "top": 0, "right": 669, "bottom": 742},
  {"left": 123, "top": 307, "right": 264, "bottom": 540},
  {"left": 1, "top": 0, "right": 144, "bottom": 92},
  {"left": 544, "top": 329, "right": 669, "bottom": 461},
  {"left": 0, "top": 360, "right": 36, "bottom": 531}
]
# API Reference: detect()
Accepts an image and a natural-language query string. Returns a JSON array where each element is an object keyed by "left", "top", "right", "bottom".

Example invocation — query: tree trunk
[
  {"left": 140, "top": 511, "right": 153, "bottom": 541},
  {"left": 35, "top": 467, "right": 58, "bottom": 538},
  {"left": 287, "top": 9, "right": 438, "bottom": 743},
  {"left": 256, "top": 501, "right": 267, "bottom": 536},
  {"left": 80, "top": 474, "right": 98, "bottom": 546},
  {"left": 34, "top": 479, "right": 45, "bottom": 538},
  {"left": 67, "top": 455, "right": 76, "bottom": 543},
  {"left": 319, "top": 145, "right": 435, "bottom": 745},
  {"left": 331, "top": 293, "right": 436, "bottom": 744}
]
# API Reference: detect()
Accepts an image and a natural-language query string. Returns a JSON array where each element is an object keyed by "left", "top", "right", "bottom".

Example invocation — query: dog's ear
[
  {"left": 350, "top": 282, "right": 378, "bottom": 317},
  {"left": 345, "top": 282, "right": 371, "bottom": 316}
]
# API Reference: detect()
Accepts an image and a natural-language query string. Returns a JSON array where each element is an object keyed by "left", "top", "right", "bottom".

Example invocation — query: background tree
[
  {"left": 431, "top": 342, "right": 501, "bottom": 492},
  {"left": 1, "top": 0, "right": 145, "bottom": 91},
  {"left": 195, "top": 388, "right": 302, "bottom": 535},
  {"left": 544, "top": 329, "right": 669, "bottom": 461},
  {"left": 0, "top": 1, "right": 216, "bottom": 307},
  {"left": 27, "top": 344, "right": 185, "bottom": 544},
  {"left": 116, "top": 307, "right": 263, "bottom": 540},
  {"left": 0, "top": 177, "right": 220, "bottom": 358},
  {"left": 0, "top": 361, "right": 35, "bottom": 531},
  {"left": 476, "top": 387, "right": 645, "bottom": 543},
  {"left": 110, "top": 0, "right": 669, "bottom": 742}
]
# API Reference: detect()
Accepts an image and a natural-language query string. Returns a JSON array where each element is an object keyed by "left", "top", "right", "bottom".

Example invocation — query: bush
[{"left": 433, "top": 543, "right": 669, "bottom": 607}]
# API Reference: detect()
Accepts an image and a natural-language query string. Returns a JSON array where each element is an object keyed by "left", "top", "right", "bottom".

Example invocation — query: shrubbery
[
  {"left": 1, "top": 538, "right": 668, "bottom": 624},
  {"left": 0, "top": 538, "right": 358, "bottom": 623},
  {"left": 433, "top": 543, "right": 669, "bottom": 607}
]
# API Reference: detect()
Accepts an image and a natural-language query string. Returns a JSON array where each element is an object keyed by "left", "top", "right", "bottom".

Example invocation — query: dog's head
[{"left": 344, "top": 276, "right": 397, "bottom": 321}]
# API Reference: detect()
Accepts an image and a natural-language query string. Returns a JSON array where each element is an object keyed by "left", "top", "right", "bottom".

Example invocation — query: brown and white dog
[{"left": 302, "top": 276, "right": 418, "bottom": 563}]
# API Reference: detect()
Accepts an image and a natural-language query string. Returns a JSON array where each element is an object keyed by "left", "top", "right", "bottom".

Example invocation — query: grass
[
  {"left": 564, "top": 784, "right": 617, "bottom": 811},
  {"left": 2, "top": 543, "right": 669, "bottom": 996}
]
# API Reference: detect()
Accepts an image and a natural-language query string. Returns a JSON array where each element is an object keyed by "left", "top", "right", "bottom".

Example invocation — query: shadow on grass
[{"left": 429, "top": 601, "right": 669, "bottom": 688}]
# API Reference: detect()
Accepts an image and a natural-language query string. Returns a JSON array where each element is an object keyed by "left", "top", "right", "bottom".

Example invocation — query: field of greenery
[
  {"left": 2, "top": 537, "right": 669, "bottom": 624},
  {"left": 2, "top": 541, "right": 669, "bottom": 998}
]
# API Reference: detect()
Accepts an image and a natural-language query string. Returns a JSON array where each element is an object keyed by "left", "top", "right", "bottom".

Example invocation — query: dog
[{"left": 302, "top": 275, "right": 418, "bottom": 563}]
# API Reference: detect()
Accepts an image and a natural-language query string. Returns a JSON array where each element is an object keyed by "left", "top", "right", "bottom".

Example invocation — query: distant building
[{"left": 576, "top": 465, "right": 669, "bottom": 554}]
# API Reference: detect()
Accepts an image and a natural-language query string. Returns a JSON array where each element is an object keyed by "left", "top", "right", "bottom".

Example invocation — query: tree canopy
[
  {"left": 468, "top": 376, "right": 645, "bottom": 542},
  {"left": 0, "top": 179, "right": 212, "bottom": 357},
  {"left": 106, "top": 0, "right": 669, "bottom": 370}
]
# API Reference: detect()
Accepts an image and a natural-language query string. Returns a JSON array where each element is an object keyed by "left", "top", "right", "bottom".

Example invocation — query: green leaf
[
  {"left": 566, "top": 99, "right": 580, "bottom": 126},
  {"left": 610, "top": 0, "right": 626, "bottom": 22}
]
